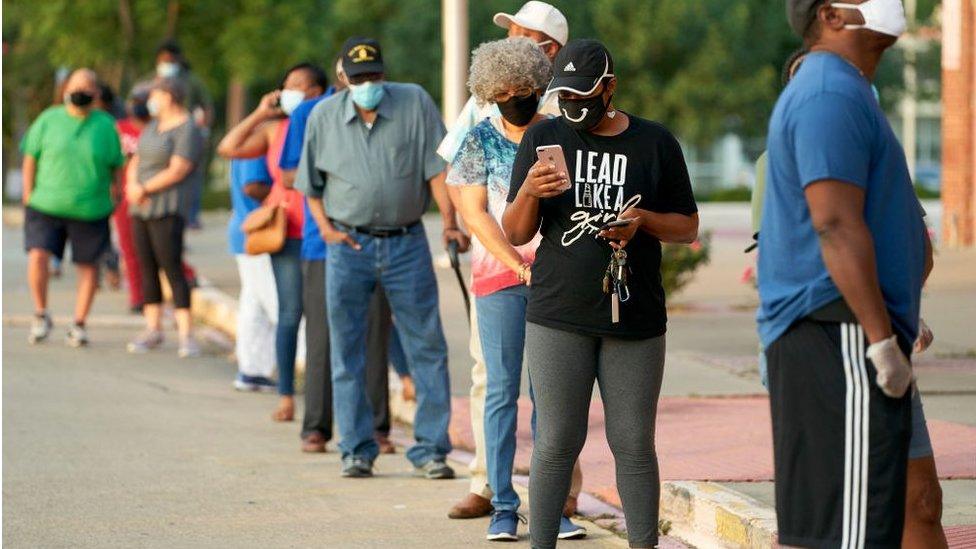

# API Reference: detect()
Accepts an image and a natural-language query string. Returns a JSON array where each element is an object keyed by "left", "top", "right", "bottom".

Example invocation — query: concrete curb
[{"left": 661, "top": 481, "right": 777, "bottom": 549}]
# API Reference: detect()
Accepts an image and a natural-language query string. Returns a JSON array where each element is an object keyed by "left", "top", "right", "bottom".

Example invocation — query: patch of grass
[
  {"left": 698, "top": 185, "right": 752, "bottom": 202},
  {"left": 915, "top": 185, "right": 940, "bottom": 199}
]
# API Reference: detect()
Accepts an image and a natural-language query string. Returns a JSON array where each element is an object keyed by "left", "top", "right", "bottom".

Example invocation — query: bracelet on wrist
[{"left": 517, "top": 262, "right": 530, "bottom": 283}]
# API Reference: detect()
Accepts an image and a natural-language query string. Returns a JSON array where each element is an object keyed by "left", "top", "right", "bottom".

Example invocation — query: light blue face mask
[{"left": 349, "top": 81, "right": 385, "bottom": 110}]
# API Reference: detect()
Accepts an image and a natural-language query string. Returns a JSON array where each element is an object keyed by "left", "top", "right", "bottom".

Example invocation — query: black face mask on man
[
  {"left": 559, "top": 88, "right": 612, "bottom": 132},
  {"left": 497, "top": 93, "right": 539, "bottom": 127},
  {"left": 65, "top": 91, "right": 95, "bottom": 107}
]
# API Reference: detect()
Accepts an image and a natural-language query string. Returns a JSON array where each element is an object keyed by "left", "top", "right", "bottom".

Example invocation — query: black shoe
[
  {"left": 414, "top": 458, "right": 455, "bottom": 480},
  {"left": 341, "top": 456, "right": 373, "bottom": 478}
]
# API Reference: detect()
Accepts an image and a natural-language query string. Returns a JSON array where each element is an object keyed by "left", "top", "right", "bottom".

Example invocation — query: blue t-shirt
[
  {"left": 757, "top": 52, "right": 926, "bottom": 347},
  {"left": 281, "top": 90, "right": 331, "bottom": 260},
  {"left": 227, "top": 157, "right": 273, "bottom": 255}
]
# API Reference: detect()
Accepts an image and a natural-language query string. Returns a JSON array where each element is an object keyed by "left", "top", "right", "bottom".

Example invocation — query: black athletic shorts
[
  {"left": 767, "top": 309, "right": 911, "bottom": 548},
  {"left": 23, "top": 206, "right": 111, "bottom": 264}
]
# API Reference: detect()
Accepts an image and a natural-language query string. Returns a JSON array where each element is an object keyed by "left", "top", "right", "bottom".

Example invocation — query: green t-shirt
[{"left": 20, "top": 106, "right": 124, "bottom": 220}]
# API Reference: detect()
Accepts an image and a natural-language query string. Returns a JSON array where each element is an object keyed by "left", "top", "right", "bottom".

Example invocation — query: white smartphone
[{"left": 535, "top": 144, "right": 572, "bottom": 191}]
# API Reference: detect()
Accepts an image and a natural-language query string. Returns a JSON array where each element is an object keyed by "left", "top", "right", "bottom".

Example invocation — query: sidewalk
[{"left": 0, "top": 212, "right": 633, "bottom": 548}]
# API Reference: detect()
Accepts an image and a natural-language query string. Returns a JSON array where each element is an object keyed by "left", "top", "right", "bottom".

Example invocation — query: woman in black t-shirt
[{"left": 503, "top": 40, "right": 698, "bottom": 549}]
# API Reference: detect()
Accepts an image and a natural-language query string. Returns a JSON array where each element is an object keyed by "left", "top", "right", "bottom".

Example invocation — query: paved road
[{"left": 1, "top": 218, "right": 627, "bottom": 548}]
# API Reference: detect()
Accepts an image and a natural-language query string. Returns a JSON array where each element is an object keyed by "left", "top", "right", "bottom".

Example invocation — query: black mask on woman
[
  {"left": 497, "top": 93, "right": 539, "bottom": 127},
  {"left": 559, "top": 91, "right": 612, "bottom": 131},
  {"left": 67, "top": 91, "right": 95, "bottom": 107}
]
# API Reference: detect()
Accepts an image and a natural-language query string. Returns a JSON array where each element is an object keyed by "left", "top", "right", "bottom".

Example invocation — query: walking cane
[{"left": 447, "top": 240, "right": 471, "bottom": 326}]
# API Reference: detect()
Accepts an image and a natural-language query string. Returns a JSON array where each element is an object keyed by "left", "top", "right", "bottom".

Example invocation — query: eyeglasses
[{"left": 492, "top": 87, "right": 534, "bottom": 103}]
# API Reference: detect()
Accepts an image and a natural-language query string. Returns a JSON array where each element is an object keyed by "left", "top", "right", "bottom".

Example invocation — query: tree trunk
[
  {"left": 226, "top": 77, "right": 247, "bottom": 128},
  {"left": 165, "top": 0, "right": 181, "bottom": 37}
]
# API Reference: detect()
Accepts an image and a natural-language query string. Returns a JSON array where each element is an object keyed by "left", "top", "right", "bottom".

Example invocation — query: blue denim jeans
[
  {"left": 476, "top": 284, "right": 530, "bottom": 512},
  {"left": 388, "top": 325, "right": 410, "bottom": 378},
  {"left": 326, "top": 223, "right": 451, "bottom": 465},
  {"left": 271, "top": 238, "right": 303, "bottom": 396}
]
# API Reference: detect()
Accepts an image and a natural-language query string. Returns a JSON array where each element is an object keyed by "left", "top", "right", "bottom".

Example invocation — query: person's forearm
[
  {"left": 637, "top": 211, "right": 699, "bottom": 243},
  {"left": 22, "top": 155, "right": 36, "bottom": 205},
  {"left": 429, "top": 171, "right": 458, "bottom": 228},
  {"left": 462, "top": 209, "right": 524, "bottom": 272},
  {"left": 307, "top": 197, "right": 335, "bottom": 234},
  {"left": 502, "top": 189, "right": 542, "bottom": 246},
  {"left": 112, "top": 169, "right": 124, "bottom": 202},
  {"left": 216, "top": 112, "right": 266, "bottom": 158},
  {"left": 143, "top": 165, "right": 191, "bottom": 194},
  {"left": 818, "top": 219, "right": 893, "bottom": 343}
]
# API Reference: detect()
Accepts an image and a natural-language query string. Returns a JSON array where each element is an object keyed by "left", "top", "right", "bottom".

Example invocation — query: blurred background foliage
[{"left": 3, "top": 0, "right": 942, "bottom": 172}]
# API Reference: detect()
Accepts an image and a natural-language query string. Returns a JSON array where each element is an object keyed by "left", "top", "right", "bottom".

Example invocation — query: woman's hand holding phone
[
  {"left": 521, "top": 158, "right": 570, "bottom": 199},
  {"left": 598, "top": 209, "right": 644, "bottom": 249}
]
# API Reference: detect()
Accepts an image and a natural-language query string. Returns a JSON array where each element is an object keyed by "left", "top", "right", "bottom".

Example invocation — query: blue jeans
[
  {"left": 326, "top": 223, "right": 451, "bottom": 465},
  {"left": 389, "top": 325, "right": 411, "bottom": 378},
  {"left": 477, "top": 284, "right": 530, "bottom": 512},
  {"left": 271, "top": 239, "right": 303, "bottom": 396}
]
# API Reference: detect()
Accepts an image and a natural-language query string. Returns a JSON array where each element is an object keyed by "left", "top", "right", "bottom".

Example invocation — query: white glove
[{"left": 866, "top": 335, "right": 913, "bottom": 398}]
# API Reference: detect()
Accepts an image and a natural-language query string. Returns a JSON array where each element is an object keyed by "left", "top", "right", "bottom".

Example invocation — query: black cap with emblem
[
  {"left": 340, "top": 36, "right": 385, "bottom": 77},
  {"left": 546, "top": 39, "right": 614, "bottom": 96}
]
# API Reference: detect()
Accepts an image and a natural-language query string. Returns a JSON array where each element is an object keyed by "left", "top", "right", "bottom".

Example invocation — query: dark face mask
[
  {"left": 132, "top": 102, "right": 151, "bottom": 120},
  {"left": 559, "top": 90, "right": 611, "bottom": 131},
  {"left": 497, "top": 93, "right": 539, "bottom": 127},
  {"left": 67, "top": 91, "right": 94, "bottom": 107}
]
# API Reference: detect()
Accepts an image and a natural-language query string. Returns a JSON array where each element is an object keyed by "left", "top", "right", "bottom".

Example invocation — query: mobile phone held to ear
[
  {"left": 535, "top": 145, "right": 572, "bottom": 191},
  {"left": 598, "top": 218, "right": 637, "bottom": 232}
]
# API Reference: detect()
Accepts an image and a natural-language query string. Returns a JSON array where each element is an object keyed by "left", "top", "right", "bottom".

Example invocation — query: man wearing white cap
[{"left": 439, "top": 2, "right": 585, "bottom": 538}]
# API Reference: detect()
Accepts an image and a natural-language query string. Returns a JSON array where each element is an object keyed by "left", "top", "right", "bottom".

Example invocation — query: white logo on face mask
[
  {"left": 832, "top": 0, "right": 907, "bottom": 37},
  {"left": 562, "top": 107, "right": 588, "bottom": 122},
  {"left": 563, "top": 62, "right": 576, "bottom": 72}
]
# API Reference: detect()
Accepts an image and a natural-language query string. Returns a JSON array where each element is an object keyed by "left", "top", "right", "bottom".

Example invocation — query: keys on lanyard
[{"left": 602, "top": 249, "right": 630, "bottom": 323}]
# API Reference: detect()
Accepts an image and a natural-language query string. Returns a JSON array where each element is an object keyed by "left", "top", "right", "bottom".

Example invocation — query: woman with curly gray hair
[{"left": 446, "top": 37, "right": 583, "bottom": 542}]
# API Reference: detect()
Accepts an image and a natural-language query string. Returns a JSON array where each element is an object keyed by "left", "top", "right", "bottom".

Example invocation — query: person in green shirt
[{"left": 20, "top": 68, "right": 125, "bottom": 347}]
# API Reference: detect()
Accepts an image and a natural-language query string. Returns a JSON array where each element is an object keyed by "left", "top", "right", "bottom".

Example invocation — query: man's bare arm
[
  {"left": 805, "top": 180, "right": 891, "bottom": 343},
  {"left": 22, "top": 155, "right": 36, "bottom": 206}
]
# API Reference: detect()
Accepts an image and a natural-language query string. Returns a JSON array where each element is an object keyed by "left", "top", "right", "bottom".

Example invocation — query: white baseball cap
[{"left": 493, "top": 1, "right": 569, "bottom": 46}]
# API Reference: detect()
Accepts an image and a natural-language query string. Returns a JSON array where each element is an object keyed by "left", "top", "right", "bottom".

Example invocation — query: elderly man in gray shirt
[{"left": 298, "top": 37, "right": 469, "bottom": 479}]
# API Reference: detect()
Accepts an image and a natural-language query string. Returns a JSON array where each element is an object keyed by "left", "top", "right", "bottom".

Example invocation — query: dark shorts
[
  {"left": 767, "top": 318, "right": 911, "bottom": 548},
  {"left": 24, "top": 207, "right": 111, "bottom": 264}
]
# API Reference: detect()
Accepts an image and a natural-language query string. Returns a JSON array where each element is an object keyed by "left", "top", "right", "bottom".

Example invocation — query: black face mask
[
  {"left": 559, "top": 91, "right": 611, "bottom": 131},
  {"left": 497, "top": 93, "right": 539, "bottom": 127},
  {"left": 132, "top": 102, "right": 151, "bottom": 120},
  {"left": 67, "top": 91, "right": 94, "bottom": 107}
]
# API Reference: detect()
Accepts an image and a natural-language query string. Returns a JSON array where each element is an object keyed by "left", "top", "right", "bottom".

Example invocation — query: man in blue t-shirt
[
  {"left": 759, "top": 1, "right": 933, "bottom": 547},
  {"left": 228, "top": 157, "right": 278, "bottom": 392},
  {"left": 278, "top": 63, "right": 410, "bottom": 455}
]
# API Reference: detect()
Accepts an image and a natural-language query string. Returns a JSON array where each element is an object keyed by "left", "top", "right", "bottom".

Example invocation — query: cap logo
[
  {"left": 563, "top": 62, "right": 576, "bottom": 72},
  {"left": 348, "top": 44, "right": 378, "bottom": 64}
]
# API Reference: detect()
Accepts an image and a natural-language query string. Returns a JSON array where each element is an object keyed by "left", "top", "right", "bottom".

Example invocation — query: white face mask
[
  {"left": 279, "top": 89, "right": 305, "bottom": 116},
  {"left": 156, "top": 62, "right": 180, "bottom": 78},
  {"left": 832, "top": 0, "right": 907, "bottom": 37}
]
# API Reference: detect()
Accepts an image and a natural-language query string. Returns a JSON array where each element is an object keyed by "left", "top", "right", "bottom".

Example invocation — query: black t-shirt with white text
[{"left": 507, "top": 115, "right": 697, "bottom": 339}]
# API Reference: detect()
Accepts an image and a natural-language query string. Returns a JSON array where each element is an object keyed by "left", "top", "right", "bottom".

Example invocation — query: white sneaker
[
  {"left": 127, "top": 329, "right": 164, "bottom": 353},
  {"left": 178, "top": 336, "right": 201, "bottom": 358},
  {"left": 65, "top": 324, "right": 89, "bottom": 347},
  {"left": 28, "top": 313, "right": 53, "bottom": 344}
]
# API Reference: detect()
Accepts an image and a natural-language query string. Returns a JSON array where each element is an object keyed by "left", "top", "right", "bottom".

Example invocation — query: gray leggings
[{"left": 526, "top": 322, "right": 665, "bottom": 549}]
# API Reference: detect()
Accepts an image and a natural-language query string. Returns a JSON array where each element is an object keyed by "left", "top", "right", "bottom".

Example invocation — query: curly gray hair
[{"left": 468, "top": 37, "right": 552, "bottom": 107}]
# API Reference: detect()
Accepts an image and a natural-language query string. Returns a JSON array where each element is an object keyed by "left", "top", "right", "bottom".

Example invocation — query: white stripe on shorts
[{"left": 841, "top": 322, "right": 870, "bottom": 549}]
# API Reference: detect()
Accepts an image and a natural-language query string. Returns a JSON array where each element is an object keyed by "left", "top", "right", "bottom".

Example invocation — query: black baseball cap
[
  {"left": 340, "top": 36, "right": 384, "bottom": 77},
  {"left": 546, "top": 39, "right": 614, "bottom": 96},
  {"left": 786, "top": 0, "right": 826, "bottom": 37}
]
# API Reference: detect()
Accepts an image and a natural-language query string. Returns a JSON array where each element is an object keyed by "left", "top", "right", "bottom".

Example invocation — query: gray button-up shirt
[{"left": 295, "top": 82, "right": 447, "bottom": 228}]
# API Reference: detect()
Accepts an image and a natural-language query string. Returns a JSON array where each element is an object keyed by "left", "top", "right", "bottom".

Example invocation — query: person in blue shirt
[
  {"left": 228, "top": 157, "right": 278, "bottom": 392},
  {"left": 278, "top": 57, "right": 412, "bottom": 455},
  {"left": 759, "top": 2, "right": 935, "bottom": 547}
]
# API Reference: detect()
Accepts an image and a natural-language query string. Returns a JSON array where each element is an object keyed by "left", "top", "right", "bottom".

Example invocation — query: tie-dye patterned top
[{"left": 446, "top": 117, "right": 543, "bottom": 297}]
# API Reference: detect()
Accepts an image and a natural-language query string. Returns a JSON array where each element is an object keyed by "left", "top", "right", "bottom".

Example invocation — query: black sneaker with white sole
[
  {"left": 341, "top": 456, "right": 374, "bottom": 478},
  {"left": 414, "top": 458, "right": 455, "bottom": 480}
]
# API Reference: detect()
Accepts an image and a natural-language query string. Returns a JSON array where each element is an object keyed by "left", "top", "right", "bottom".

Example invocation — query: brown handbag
[{"left": 241, "top": 203, "right": 286, "bottom": 255}]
